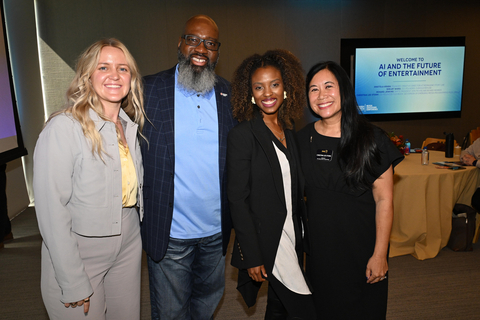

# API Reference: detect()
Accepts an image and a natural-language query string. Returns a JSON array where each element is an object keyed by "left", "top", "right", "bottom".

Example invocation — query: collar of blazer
[
  {"left": 89, "top": 107, "right": 135, "bottom": 132},
  {"left": 249, "top": 113, "right": 288, "bottom": 208}
]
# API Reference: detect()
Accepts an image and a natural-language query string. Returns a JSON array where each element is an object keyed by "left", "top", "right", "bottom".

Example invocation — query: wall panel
[{"left": 5, "top": 1, "right": 480, "bottom": 210}]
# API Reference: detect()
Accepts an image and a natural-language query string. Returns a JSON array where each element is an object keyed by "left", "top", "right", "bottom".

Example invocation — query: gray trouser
[{"left": 41, "top": 207, "right": 142, "bottom": 320}]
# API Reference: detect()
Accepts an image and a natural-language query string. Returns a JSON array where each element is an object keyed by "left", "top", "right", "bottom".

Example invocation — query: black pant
[
  {"left": 472, "top": 187, "right": 480, "bottom": 213},
  {"left": 0, "top": 163, "right": 11, "bottom": 239},
  {"left": 265, "top": 274, "right": 316, "bottom": 320}
]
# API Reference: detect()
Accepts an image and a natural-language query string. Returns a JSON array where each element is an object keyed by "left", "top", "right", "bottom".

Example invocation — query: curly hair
[
  {"left": 47, "top": 38, "right": 145, "bottom": 157},
  {"left": 231, "top": 49, "right": 305, "bottom": 129}
]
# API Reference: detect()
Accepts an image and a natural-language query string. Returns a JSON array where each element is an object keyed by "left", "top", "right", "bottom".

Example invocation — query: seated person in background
[{"left": 461, "top": 138, "right": 480, "bottom": 211}]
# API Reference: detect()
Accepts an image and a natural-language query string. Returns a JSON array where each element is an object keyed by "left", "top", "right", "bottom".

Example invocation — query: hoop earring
[
  {"left": 251, "top": 96, "right": 256, "bottom": 104},
  {"left": 284, "top": 91, "right": 287, "bottom": 99}
]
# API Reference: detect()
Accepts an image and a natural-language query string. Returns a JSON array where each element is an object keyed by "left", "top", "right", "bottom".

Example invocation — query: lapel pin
[{"left": 220, "top": 93, "right": 228, "bottom": 97}]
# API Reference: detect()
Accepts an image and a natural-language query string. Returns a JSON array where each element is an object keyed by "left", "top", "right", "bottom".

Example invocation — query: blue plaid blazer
[{"left": 141, "top": 66, "right": 237, "bottom": 262}]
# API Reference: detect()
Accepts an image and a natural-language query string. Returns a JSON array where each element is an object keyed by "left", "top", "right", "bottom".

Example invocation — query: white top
[{"left": 271, "top": 142, "right": 311, "bottom": 295}]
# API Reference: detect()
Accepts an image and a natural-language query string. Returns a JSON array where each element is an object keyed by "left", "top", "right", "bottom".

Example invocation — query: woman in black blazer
[{"left": 227, "top": 50, "right": 316, "bottom": 319}]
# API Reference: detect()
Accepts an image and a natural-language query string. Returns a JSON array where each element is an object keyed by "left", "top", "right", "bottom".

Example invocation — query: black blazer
[
  {"left": 141, "top": 66, "right": 237, "bottom": 262},
  {"left": 227, "top": 113, "right": 306, "bottom": 307}
]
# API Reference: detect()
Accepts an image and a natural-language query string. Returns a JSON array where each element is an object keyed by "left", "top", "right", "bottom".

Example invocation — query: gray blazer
[{"left": 33, "top": 108, "right": 143, "bottom": 303}]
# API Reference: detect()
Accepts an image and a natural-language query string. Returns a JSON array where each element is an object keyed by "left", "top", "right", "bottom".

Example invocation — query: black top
[{"left": 297, "top": 122, "right": 403, "bottom": 319}]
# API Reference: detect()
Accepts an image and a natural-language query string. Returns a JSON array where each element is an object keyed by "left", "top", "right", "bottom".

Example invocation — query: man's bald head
[
  {"left": 177, "top": 14, "right": 220, "bottom": 94},
  {"left": 183, "top": 15, "right": 219, "bottom": 38}
]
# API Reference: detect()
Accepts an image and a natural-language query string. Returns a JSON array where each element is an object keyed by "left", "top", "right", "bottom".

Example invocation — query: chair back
[
  {"left": 469, "top": 128, "right": 480, "bottom": 145},
  {"left": 421, "top": 137, "right": 458, "bottom": 150}
]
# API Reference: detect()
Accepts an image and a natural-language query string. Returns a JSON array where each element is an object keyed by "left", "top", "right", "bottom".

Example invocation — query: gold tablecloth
[{"left": 390, "top": 151, "right": 480, "bottom": 260}]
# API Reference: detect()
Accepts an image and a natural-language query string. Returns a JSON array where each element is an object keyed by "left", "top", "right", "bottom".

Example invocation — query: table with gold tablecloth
[{"left": 390, "top": 151, "right": 480, "bottom": 260}]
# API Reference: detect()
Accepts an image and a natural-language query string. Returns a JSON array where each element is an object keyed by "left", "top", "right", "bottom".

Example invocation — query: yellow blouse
[{"left": 119, "top": 142, "right": 138, "bottom": 208}]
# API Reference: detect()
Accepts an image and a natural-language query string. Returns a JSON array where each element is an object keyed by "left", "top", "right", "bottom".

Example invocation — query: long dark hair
[{"left": 306, "top": 61, "right": 381, "bottom": 189}]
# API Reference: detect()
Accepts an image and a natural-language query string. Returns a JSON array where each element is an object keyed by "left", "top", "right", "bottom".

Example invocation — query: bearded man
[{"left": 141, "top": 15, "right": 237, "bottom": 320}]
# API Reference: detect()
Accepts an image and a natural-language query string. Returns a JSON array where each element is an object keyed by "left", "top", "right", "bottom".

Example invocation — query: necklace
[{"left": 265, "top": 123, "right": 285, "bottom": 142}]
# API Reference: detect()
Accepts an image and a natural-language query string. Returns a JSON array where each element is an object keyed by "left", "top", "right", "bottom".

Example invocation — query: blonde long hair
[{"left": 47, "top": 38, "right": 145, "bottom": 157}]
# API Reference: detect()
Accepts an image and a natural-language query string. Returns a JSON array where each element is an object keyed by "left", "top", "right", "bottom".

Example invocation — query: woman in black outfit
[
  {"left": 297, "top": 61, "right": 404, "bottom": 319},
  {"left": 227, "top": 49, "right": 316, "bottom": 319}
]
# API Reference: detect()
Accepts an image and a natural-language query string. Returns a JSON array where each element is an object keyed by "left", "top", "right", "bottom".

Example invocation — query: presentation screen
[
  {"left": 340, "top": 37, "right": 466, "bottom": 121},
  {"left": 0, "top": 2, "right": 27, "bottom": 164}
]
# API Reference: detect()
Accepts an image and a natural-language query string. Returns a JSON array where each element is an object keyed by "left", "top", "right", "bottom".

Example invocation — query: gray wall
[
  {"left": 3, "top": 0, "right": 480, "bottom": 211},
  {"left": 34, "top": 0, "right": 480, "bottom": 148}
]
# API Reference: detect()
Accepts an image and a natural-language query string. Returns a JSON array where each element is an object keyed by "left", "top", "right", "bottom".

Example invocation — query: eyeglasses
[{"left": 181, "top": 35, "right": 221, "bottom": 51}]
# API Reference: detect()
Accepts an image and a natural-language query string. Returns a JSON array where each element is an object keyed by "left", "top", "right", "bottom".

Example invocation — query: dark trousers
[
  {"left": 472, "top": 187, "right": 480, "bottom": 212},
  {"left": 265, "top": 274, "right": 317, "bottom": 320},
  {"left": 0, "top": 163, "right": 11, "bottom": 239}
]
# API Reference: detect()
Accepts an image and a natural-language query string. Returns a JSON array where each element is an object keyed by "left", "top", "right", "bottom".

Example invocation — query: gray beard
[{"left": 177, "top": 49, "right": 218, "bottom": 94}]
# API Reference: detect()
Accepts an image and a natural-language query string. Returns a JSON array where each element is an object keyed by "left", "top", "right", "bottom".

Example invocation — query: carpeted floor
[{"left": 1, "top": 207, "right": 479, "bottom": 319}]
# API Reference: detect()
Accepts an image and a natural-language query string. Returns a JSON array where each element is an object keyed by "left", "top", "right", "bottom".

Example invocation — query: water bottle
[
  {"left": 405, "top": 139, "right": 411, "bottom": 155},
  {"left": 445, "top": 133, "right": 454, "bottom": 158},
  {"left": 421, "top": 147, "right": 429, "bottom": 165}
]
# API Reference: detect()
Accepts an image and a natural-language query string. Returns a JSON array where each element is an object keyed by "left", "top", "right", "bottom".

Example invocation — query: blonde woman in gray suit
[{"left": 33, "top": 38, "right": 145, "bottom": 320}]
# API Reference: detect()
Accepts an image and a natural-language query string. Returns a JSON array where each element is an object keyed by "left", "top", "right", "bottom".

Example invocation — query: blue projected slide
[
  {"left": 0, "top": 3, "right": 27, "bottom": 164},
  {"left": 355, "top": 47, "right": 465, "bottom": 115},
  {"left": 0, "top": 52, "right": 17, "bottom": 144},
  {"left": 0, "top": 12, "right": 17, "bottom": 153}
]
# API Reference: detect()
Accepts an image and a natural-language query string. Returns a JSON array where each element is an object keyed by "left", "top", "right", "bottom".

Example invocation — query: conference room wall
[
  {"left": 33, "top": 0, "right": 480, "bottom": 150},
  {"left": 3, "top": 1, "right": 480, "bottom": 212}
]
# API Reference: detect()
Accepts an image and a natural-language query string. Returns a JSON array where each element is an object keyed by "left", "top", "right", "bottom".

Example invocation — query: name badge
[{"left": 316, "top": 149, "right": 333, "bottom": 161}]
